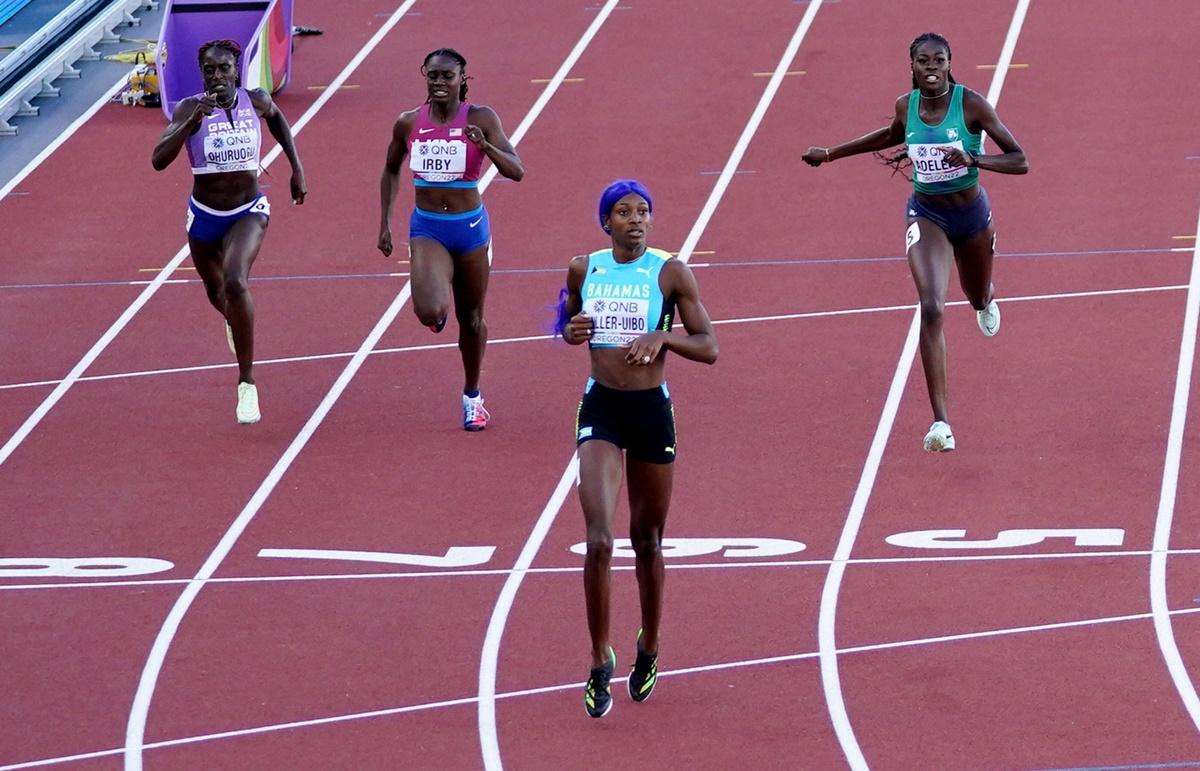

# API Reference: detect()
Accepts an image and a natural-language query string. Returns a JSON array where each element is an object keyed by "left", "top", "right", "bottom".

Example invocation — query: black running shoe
[
  {"left": 584, "top": 647, "right": 616, "bottom": 718},
  {"left": 627, "top": 629, "right": 658, "bottom": 703}
]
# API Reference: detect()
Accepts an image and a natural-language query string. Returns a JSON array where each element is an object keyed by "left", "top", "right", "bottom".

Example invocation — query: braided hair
[
  {"left": 877, "top": 32, "right": 957, "bottom": 178},
  {"left": 422, "top": 48, "right": 470, "bottom": 101}
]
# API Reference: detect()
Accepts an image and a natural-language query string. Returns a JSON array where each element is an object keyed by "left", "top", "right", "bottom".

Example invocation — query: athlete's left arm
[
  {"left": 466, "top": 105, "right": 524, "bottom": 182},
  {"left": 944, "top": 89, "right": 1028, "bottom": 175},
  {"left": 250, "top": 88, "right": 307, "bottom": 203},
  {"left": 627, "top": 261, "right": 718, "bottom": 366}
]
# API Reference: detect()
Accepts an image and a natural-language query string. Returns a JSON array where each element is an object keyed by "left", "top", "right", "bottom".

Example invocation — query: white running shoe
[
  {"left": 236, "top": 382, "right": 260, "bottom": 424},
  {"left": 225, "top": 321, "right": 236, "bottom": 354},
  {"left": 977, "top": 300, "right": 1000, "bottom": 337},
  {"left": 923, "top": 421, "right": 955, "bottom": 452},
  {"left": 462, "top": 393, "right": 490, "bottom": 431}
]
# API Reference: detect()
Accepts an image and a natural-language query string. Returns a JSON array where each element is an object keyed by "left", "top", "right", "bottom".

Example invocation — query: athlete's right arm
[
  {"left": 801, "top": 95, "right": 907, "bottom": 167},
  {"left": 561, "top": 255, "right": 592, "bottom": 345},
  {"left": 151, "top": 95, "right": 213, "bottom": 171},
  {"left": 377, "top": 111, "right": 416, "bottom": 257}
]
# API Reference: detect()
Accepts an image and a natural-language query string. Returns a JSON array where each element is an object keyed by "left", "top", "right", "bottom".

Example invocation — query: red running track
[{"left": 2, "top": 0, "right": 1200, "bottom": 769}]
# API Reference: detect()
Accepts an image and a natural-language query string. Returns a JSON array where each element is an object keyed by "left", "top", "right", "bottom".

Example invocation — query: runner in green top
[{"left": 801, "top": 32, "right": 1028, "bottom": 453}]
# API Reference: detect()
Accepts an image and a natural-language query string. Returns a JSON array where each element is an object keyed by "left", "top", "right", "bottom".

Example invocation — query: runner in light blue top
[{"left": 802, "top": 32, "right": 1028, "bottom": 453}]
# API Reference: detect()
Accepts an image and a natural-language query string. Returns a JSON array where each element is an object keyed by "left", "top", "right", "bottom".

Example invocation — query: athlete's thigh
[
  {"left": 625, "top": 457, "right": 673, "bottom": 533},
  {"left": 409, "top": 237, "right": 455, "bottom": 303},
  {"left": 952, "top": 221, "right": 996, "bottom": 299},
  {"left": 450, "top": 242, "right": 491, "bottom": 319},
  {"left": 189, "top": 236, "right": 225, "bottom": 290},
  {"left": 222, "top": 214, "right": 269, "bottom": 276},
  {"left": 906, "top": 217, "right": 954, "bottom": 301},
  {"left": 578, "top": 439, "right": 624, "bottom": 533}
]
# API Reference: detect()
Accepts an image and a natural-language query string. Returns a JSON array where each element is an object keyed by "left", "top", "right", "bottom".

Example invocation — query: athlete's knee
[
  {"left": 629, "top": 524, "right": 662, "bottom": 560},
  {"left": 456, "top": 306, "right": 486, "bottom": 337},
  {"left": 919, "top": 295, "right": 945, "bottom": 325},
  {"left": 222, "top": 272, "right": 249, "bottom": 302},
  {"left": 585, "top": 528, "right": 614, "bottom": 563},
  {"left": 414, "top": 303, "right": 449, "bottom": 328}
]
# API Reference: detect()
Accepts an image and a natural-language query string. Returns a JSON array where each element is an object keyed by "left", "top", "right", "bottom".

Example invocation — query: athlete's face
[
  {"left": 911, "top": 42, "right": 951, "bottom": 93},
  {"left": 422, "top": 55, "right": 463, "bottom": 103},
  {"left": 605, "top": 193, "right": 652, "bottom": 248},
  {"left": 201, "top": 48, "right": 238, "bottom": 97}
]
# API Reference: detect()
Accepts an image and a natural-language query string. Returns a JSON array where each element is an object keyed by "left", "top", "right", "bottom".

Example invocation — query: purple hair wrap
[{"left": 597, "top": 179, "right": 652, "bottom": 232}]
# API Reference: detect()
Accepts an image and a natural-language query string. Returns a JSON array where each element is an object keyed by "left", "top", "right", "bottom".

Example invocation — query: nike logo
[
  {"left": 418, "top": 128, "right": 435, "bottom": 134},
  {"left": 469, "top": 217, "right": 483, "bottom": 228},
  {"left": 906, "top": 132, "right": 916, "bottom": 138}
]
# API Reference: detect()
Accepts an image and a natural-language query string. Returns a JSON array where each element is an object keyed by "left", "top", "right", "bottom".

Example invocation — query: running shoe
[
  {"left": 463, "top": 394, "right": 489, "bottom": 431},
  {"left": 923, "top": 420, "right": 955, "bottom": 452},
  {"left": 236, "top": 382, "right": 261, "bottom": 424},
  {"left": 977, "top": 300, "right": 1000, "bottom": 337},
  {"left": 225, "top": 320, "right": 236, "bottom": 354},
  {"left": 627, "top": 629, "right": 658, "bottom": 703},
  {"left": 584, "top": 647, "right": 616, "bottom": 718}
]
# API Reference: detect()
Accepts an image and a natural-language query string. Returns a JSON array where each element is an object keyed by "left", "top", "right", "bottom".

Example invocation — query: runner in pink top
[
  {"left": 378, "top": 48, "right": 524, "bottom": 431},
  {"left": 153, "top": 39, "right": 306, "bottom": 425}
]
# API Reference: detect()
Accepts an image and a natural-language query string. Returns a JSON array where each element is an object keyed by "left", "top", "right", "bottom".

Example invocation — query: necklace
[{"left": 920, "top": 86, "right": 951, "bottom": 100}]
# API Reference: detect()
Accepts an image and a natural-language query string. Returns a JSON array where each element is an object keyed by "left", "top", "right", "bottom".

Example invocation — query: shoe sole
[
  {"left": 923, "top": 437, "right": 955, "bottom": 452},
  {"left": 977, "top": 304, "right": 1000, "bottom": 337}
]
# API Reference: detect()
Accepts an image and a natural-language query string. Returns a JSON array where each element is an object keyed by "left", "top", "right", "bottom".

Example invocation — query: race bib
[
  {"left": 908, "top": 141, "right": 967, "bottom": 185},
  {"left": 411, "top": 138, "right": 467, "bottom": 181},
  {"left": 588, "top": 295, "right": 649, "bottom": 346},
  {"left": 202, "top": 129, "right": 258, "bottom": 171}
]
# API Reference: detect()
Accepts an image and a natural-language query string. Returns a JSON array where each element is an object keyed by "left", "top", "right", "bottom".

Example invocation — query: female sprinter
[
  {"left": 803, "top": 32, "right": 1027, "bottom": 451},
  {"left": 377, "top": 48, "right": 524, "bottom": 430},
  {"left": 559, "top": 180, "right": 718, "bottom": 717},
  {"left": 152, "top": 39, "right": 306, "bottom": 424}
]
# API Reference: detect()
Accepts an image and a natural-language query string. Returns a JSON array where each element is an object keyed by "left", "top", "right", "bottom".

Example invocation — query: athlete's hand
[
  {"left": 465, "top": 124, "right": 487, "bottom": 148},
  {"left": 938, "top": 146, "right": 973, "bottom": 168},
  {"left": 290, "top": 168, "right": 307, "bottom": 205},
  {"left": 802, "top": 147, "right": 831, "bottom": 167},
  {"left": 190, "top": 93, "right": 217, "bottom": 124},
  {"left": 626, "top": 332, "right": 665, "bottom": 366},
  {"left": 377, "top": 228, "right": 393, "bottom": 257},
  {"left": 564, "top": 312, "right": 593, "bottom": 345}
]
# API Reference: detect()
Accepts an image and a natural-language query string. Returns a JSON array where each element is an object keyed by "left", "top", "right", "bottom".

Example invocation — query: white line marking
[
  {"left": 118, "top": 4, "right": 616, "bottom": 768},
  {"left": 7, "top": 545, "right": 1200, "bottom": 592},
  {"left": 476, "top": 2, "right": 825, "bottom": 766},
  {"left": 122, "top": 2, "right": 426, "bottom": 766},
  {"left": 1150, "top": 203, "right": 1200, "bottom": 731},
  {"left": 816, "top": 3, "right": 1031, "bottom": 766},
  {"left": 0, "top": 73, "right": 129, "bottom": 202},
  {"left": 0, "top": 0, "right": 431, "bottom": 471},
  {"left": 10, "top": 603, "right": 1200, "bottom": 770},
  {"left": 0, "top": 282, "right": 1185, "bottom": 393}
]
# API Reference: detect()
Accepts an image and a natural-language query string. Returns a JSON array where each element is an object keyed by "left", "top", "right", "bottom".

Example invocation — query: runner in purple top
[{"left": 152, "top": 39, "right": 306, "bottom": 425}]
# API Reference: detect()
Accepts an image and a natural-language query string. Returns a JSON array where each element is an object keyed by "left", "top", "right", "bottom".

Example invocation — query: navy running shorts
[
  {"left": 906, "top": 186, "right": 993, "bottom": 244},
  {"left": 575, "top": 377, "right": 676, "bottom": 464}
]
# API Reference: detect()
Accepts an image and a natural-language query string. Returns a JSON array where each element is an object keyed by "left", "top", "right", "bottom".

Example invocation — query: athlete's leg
[
  {"left": 450, "top": 242, "right": 490, "bottom": 394},
  {"left": 189, "top": 236, "right": 227, "bottom": 315},
  {"left": 626, "top": 457, "right": 673, "bottom": 656},
  {"left": 221, "top": 214, "right": 268, "bottom": 384},
  {"left": 409, "top": 237, "right": 454, "bottom": 331},
  {"left": 906, "top": 217, "right": 954, "bottom": 422},
  {"left": 578, "top": 439, "right": 624, "bottom": 667},
  {"left": 954, "top": 221, "right": 997, "bottom": 310}
]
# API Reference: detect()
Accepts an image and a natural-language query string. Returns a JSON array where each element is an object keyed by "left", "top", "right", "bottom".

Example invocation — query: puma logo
[{"left": 635, "top": 266, "right": 652, "bottom": 276}]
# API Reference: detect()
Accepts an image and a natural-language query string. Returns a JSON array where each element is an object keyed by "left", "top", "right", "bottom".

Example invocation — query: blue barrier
[{"left": 0, "top": 0, "right": 36, "bottom": 27}]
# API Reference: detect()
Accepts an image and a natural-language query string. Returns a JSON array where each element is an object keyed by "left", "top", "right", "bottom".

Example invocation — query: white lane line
[
  {"left": 123, "top": 4, "right": 616, "bottom": 769},
  {"left": 0, "top": 73, "right": 129, "bottom": 202},
  {"left": 0, "top": 0, "right": 422, "bottom": 471},
  {"left": 8, "top": 545, "right": 1200, "bottom": 592},
  {"left": 1150, "top": 204, "right": 1200, "bottom": 732},
  {"left": 0, "top": 280, "right": 1186, "bottom": 393},
  {"left": 475, "top": 2, "right": 826, "bottom": 767},
  {"left": 816, "top": 3, "right": 1032, "bottom": 767},
  {"left": 122, "top": 1, "right": 425, "bottom": 766},
  {"left": 11, "top": 602, "right": 1200, "bottom": 771}
]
